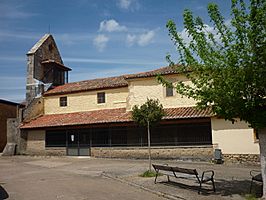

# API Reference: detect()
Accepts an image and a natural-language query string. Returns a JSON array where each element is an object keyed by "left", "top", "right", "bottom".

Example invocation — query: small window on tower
[
  {"left": 59, "top": 96, "right": 67, "bottom": 107},
  {"left": 97, "top": 92, "right": 105, "bottom": 104}
]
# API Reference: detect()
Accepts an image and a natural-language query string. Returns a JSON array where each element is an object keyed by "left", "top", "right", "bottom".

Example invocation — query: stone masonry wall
[
  {"left": 26, "top": 34, "right": 63, "bottom": 105},
  {"left": 41, "top": 147, "right": 66, "bottom": 156},
  {"left": 23, "top": 97, "right": 44, "bottom": 122},
  {"left": 25, "top": 130, "right": 45, "bottom": 155},
  {"left": 91, "top": 146, "right": 214, "bottom": 161},
  {"left": 223, "top": 154, "right": 260, "bottom": 165}
]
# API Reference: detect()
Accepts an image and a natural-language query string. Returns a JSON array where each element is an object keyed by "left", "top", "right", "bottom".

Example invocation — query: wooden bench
[{"left": 152, "top": 164, "right": 215, "bottom": 194}]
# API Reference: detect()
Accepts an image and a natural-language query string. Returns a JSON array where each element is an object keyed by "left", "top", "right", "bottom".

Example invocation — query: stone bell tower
[{"left": 26, "top": 34, "right": 71, "bottom": 106}]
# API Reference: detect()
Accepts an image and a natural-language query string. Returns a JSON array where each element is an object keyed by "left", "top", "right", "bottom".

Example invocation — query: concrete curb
[{"left": 102, "top": 172, "right": 185, "bottom": 200}]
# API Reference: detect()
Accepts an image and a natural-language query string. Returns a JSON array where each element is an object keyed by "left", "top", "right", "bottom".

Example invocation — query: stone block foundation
[
  {"left": 91, "top": 146, "right": 214, "bottom": 161},
  {"left": 223, "top": 154, "right": 260, "bottom": 165}
]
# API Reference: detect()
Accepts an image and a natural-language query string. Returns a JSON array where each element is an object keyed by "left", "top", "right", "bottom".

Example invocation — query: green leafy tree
[
  {"left": 132, "top": 98, "right": 164, "bottom": 171},
  {"left": 159, "top": 0, "right": 266, "bottom": 196}
]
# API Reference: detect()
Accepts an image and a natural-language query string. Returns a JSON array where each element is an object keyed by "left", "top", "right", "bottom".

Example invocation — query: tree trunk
[
  {"left": 147, "top": 121, "right": 151, "bottom": 172},
  {"left": 258, "top": 128, "right": 266, "bottom": 199}
]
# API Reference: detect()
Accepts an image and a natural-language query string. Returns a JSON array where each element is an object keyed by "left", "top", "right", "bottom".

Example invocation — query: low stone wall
[
  {"left": 23, "top": 147, "right": 66, "bottom": 156},
  {"left": 45, "top": 147, "right": 66, "bottom": 156},
  {"left": 91, "top": 146, "right": 214, "bottom": 161},
  {"left": 26, "top": 130, "right": 45, "bottom": 155},
  {"left": 223, "top": 154, "right": 260, "bottom": 165}
]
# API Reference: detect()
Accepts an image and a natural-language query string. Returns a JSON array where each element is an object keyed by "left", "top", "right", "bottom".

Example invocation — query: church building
[{"left": 20, "top": 34, "right": 259, "bottom": 162}]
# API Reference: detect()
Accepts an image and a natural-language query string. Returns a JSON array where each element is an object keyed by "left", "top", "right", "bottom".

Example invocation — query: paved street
[
  {"left": 0, "top": 156, "right": 262, "bottom": 200},
  {"left": 0, "top": 156, "right": 163, "bottom": 200}
]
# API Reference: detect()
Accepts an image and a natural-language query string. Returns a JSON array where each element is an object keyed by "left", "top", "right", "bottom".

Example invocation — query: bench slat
[
  {"left": 171, "top": 167, "right": 198, "bottom": 175},
  {"left": 153, "top": 164, "right": 197, "bottom": 175},
  {"left": 152, "top": 164, "right": 172, "bottom": 171}
]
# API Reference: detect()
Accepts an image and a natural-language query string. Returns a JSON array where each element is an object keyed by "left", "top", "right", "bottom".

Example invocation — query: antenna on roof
[{"left": 48, "top": 24, "right": 51, "bottom": 34}]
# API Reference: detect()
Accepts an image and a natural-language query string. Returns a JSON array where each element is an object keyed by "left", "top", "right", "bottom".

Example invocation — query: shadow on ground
[
  {"left": 0, "top": 185, "right": 9, "bottom": 200},
  {"left": 156, "top": 178, "right": 262, "bottom": 198},
  {"left": 215, "top": 179, "right": 262, "bottom": 198}
]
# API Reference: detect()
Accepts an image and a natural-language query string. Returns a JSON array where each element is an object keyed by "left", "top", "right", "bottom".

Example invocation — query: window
[
  {"left": 60, "top": 96, "right": 67, "bottom": 107},
  {"left": 97, "top": 92, "right": 105, "bottom": 104},
  {"left": 45, "top": 131, "right": 66, "bottom": 147},
  {"left": 166, "top": 86, "right": 173, "bottom": 97},
  {"left": 92, "top": 129, "right": 109, "bottom": 147}
]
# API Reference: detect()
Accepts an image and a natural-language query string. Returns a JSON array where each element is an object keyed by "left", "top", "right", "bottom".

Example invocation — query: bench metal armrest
[
  {"left": 201, "top": 170, "right": 214, "bottom": 182},
  {"left": 250, "top": 170, "right": 261, "bottom": 177},
  {"left": 250, "top": 170, "right": 262, "bottom": 182},
  {"left": 199, "top": 170, "right": 216, "bottom": 193}
]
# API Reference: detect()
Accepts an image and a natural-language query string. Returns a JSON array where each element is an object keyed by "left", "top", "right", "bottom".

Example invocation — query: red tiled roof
[
  {"left": 44, "top": 66, "right": 180, "bottom": 96},
  {"left": 124, "top": 65, "right": 180, "bottom": 80},
  {"left": 163, "top": 107, "right": 213, "bottom": 119},
  {"left": 20, "top": 107, "right": 213, "bottom": 129},
  {"left": 44, "top": 76, "right": 128, "bottom": 96}
]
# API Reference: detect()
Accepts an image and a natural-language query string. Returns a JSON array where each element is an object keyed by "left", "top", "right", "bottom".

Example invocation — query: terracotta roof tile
[
  {"left": 21, "top": 108, "right": 131, "bottom": 129},
  {"left": 44, "top": 75, "right": 128, "bottom": 96},
  {"left": 44, "top": 66, "right": 181, "bottom": 96},
  {"left": 20, "top": 107, "right": 213, "bottom": 129},
  {"left": 163, "top": 107, "right": 213, "bottom": 119},
  {"left": 124, "top": 65, "right": 180, "bottom": 80}
]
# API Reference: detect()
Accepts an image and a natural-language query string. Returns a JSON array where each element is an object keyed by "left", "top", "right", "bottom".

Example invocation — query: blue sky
[{"left": 0, "top": 0, "right": 234, "bottom": 103}]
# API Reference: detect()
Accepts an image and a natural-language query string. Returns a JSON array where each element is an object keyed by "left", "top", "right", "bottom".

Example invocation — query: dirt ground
[{"left": 0, "top": 156, "right": 262, "bottom": 200}]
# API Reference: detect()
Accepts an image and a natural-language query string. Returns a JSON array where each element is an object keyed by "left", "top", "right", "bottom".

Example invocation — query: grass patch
[
  {"left": 139, "top": 170, "right": 162, "bottom": 177},
  {"left": 244, "top": 194, "right": 258, "bottom": 200}
]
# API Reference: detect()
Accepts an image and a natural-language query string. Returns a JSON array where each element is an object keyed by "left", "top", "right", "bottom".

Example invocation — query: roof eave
[
  {"left": 124, "top": 72, "right": 179, "bottom": 80},
  {"left": 43, "top": 84, "right": 128, "bottom": 97}
]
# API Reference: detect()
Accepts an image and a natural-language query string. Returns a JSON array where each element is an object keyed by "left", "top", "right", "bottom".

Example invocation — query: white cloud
[
  {"left": 179, "top": 28, "right": 192, "bottom": 44},
  {"left": 117, "top": 0, "right": 140, "bottom": 11},
  {"left": 117, "top": 0, "right": 132, "bottom": 9},
  {"left": 93, "top": 34, "right": 109, "bottom": 52},
  {"left": 125, "top": 30, "right": 157, "bottom": 47},
  {"left": 126, "top": 34, "right": 136, "bottom": 46},
  {"left": 179, "top": 24, "right": 221, "bottom": 45},
  {"left": 137, "top": 30, "right": 155, "bottom": 46},
  {"left": 99, "top": 19, "right": 127, "bottom": 32}
]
